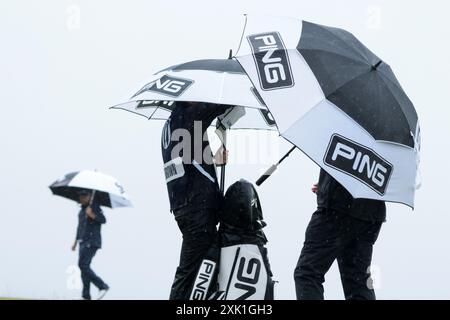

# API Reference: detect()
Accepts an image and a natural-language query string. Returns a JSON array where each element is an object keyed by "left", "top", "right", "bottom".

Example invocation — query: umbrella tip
[
  {"left": 228, "top": 49, "right": 233, "bottom": 59},
  {"left": 372, "top": 60, "right": 382, "bottom": 70}
]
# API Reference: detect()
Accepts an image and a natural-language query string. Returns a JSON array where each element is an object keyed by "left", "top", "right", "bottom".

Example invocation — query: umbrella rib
[
  {"left": 146, "top": 105, "right": 161, "bottom": 120},
  {"left": 109, "top": 105, "right": 155, "bottom": 120}
]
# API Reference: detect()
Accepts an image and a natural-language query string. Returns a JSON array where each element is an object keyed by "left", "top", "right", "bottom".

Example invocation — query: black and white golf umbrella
[
  {"left": 110, "top": 58, "right": 277, "bottom": 130},
  {"left": 235, "top": 15, "right": 421, "bottom": 207},
  {"left": 110, "top": 58, "right": 280, "bottom": 194},
  {"left": 49, "top": 170, "right": 132, "bottom": 208}
]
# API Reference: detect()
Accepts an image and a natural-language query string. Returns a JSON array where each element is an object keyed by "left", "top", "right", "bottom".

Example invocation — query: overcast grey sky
[{"left": 0, "top": 0, "right": 449, "bottom": 299}]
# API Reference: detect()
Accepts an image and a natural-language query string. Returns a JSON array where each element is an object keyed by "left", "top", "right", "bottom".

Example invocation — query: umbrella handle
[
  {"left": 256, "top": 165, "right": 278, "bottom": 186},
  {"left": 219, "top": 130, "right": 227, "bottom": 195},
  {"left": 220, "top": 160, "right": 226, "bottom": 194},
  {"left": 89, "top": 190, "right": 96, "bottom": 206},
  {"left": 256, "top": 146, "right": 296, "bottom": 186}
]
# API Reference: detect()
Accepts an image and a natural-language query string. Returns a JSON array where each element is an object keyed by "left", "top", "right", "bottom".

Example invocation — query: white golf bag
[{"left": 190, "top": 179, "right": 275, "bottom": 300}]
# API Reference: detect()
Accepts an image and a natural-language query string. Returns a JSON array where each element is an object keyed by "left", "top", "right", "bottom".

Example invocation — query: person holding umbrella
[
  {"left": 162, "top": 101, "right": 229, "bottom": 300},
  {"left": 50, "top": 170, "right": 132, "bottom": 300},
  {"left": 109, "top": 57, "right": 277, "bottom": 300},
  {"left": 233, "top": 15, "right": 421, "bottom": 299},
  {"left": 71, "top": 189, "right": 109, "bottom": 300},
  {"left": 293, "top": 169, "right": 385, "bottom": 300}
]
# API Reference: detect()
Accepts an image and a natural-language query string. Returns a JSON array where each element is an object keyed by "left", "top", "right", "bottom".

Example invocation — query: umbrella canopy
[
  {"left": 109, "top": 59, "right": 277, "bottom": 130},
  {"left": 235, "top": 15, "right": 421, "bottom": 207},
  {"left": 110, "top": 58, "right": 281, "bottom": 195},
  {"left": 49, "top": 170, "right": 132, "bottom": 208}
]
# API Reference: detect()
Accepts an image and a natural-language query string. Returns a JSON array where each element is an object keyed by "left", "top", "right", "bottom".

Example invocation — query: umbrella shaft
[
  {"left": 256, "top": 146, "right": 296, "bottom": 186},
  {"left": 89, "top": 190, "right": 96, "bottom": 206},
  {"left": 279, "top": 146, "right": 296, "bottom": 164}
]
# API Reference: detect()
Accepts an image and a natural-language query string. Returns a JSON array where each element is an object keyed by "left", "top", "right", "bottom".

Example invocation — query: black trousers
[
  {"left": 294, "top": 209, "right": 382, "bottom": 300},
  {"left": 169, "top": 208, "right": 217, "bottom": 300},
  {"left": 78, "top": 244, "right": 108, "bottom": 300}
]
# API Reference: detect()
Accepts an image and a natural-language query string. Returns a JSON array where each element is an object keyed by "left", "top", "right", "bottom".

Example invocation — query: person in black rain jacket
[
  {"left": 72, "top": 189, "right": 109, "bottom": 300},
  {"left": 161, "top": 101, "right": 229, "bottom": 300},
  {"left": 294, "top": 169, "right": 385, "bottom": 300}
]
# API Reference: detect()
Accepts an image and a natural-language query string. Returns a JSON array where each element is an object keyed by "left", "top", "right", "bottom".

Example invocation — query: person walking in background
[
  {"left": 294, "top": 169, "right": 385, "bottom": 300},
  {"left": 72, "top": 189, "right": 109, "bottom": 300}
]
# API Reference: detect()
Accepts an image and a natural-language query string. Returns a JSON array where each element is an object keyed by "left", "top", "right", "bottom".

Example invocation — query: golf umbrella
[
  {"left": 49, "top": 170, "right": 132, "bottom": 208},
  {"left": 109, "top": 58, "right": 277, "bottom": 131},
  {"left": 235, "top": 15, "right": 421, "bottom": 207},
  {"left": 110, "top": 58, "right": 278, "bottom": 193}
]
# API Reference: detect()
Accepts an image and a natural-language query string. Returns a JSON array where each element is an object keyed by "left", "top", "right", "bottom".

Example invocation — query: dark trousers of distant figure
[
  {"left": 79, "top": 244, "right": 108, "bottom": 300},
  {"left": 170, "top": 209, "right": 217, "bottom": 300},
  {"left": 294, "top": 209, "right": 382, "bottom": 300}
]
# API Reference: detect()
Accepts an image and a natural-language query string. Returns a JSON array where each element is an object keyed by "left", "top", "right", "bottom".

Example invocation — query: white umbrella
[
  {"left": 109, "top": 58, "right": 277, "bottom": 131},
  {"left": 49, "top": 170, "right": 132, "bottom": 208},
  {"left": 235, "top": 15, "right": 421, "bottom": 208}
]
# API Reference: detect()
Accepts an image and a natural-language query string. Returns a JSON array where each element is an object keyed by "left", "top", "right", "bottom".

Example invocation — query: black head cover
[{"left": 221, "top": 179, "right": 266, "bottom": 231}]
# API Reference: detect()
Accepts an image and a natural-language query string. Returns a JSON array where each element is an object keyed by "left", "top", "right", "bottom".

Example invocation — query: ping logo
[
  {"left": 190, "top": 260, "right": 216, "bottom": 300},
  {"left": 247, "top": 32, "right": 294, "bottom": 90},
  {"left": 132, "top": 75, "right": 193, "bottom": 98},
  {"left": 234, "top": 257, "right": 261, "bottom": 300},
  {"left": 324, "top": 134, "right": 393, "bottom": 195}
]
